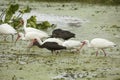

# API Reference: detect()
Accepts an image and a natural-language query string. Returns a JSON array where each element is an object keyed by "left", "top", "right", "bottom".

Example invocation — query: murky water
[{"left": 0, "top": 1, "right": 120, "bottom": 80}]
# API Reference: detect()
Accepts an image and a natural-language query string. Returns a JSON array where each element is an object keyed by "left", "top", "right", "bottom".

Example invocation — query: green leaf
[
  {"left": 10, "top": 17, "right": 23, "bottom": 30},
  {"left": 0, "top": 20, "right": 3, "bottom": 24},
  {"left": 27, "top": 16, "right": 56, "bottom": 30},
  {"left": 19, "top": 6, "right": 31, "bottom": 14},
  {"left": 27, "top": 16, "right": 37, "bottom": 28},
  {"left": 4, "top": 4, "right": 19, "bottom": 23},
  {"left": 41, "top": 21, "right": 51, "bottom": 29}
]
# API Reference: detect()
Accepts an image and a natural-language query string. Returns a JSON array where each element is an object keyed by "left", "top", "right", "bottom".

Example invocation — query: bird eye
[{"left": 34, "top": 39, "right": 37, "bottom": 41}]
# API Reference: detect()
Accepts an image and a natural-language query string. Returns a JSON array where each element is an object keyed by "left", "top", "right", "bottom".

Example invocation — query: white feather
[
  {"left": 0, "top": 23, "right": 17, "bottom": 34},
  {"left": 62, "top": 40, "right": 82, "bottom": 49},
  {"left": 43, "top": 38, "right": 63, "bottom": 45},
  {"left": 90, "top": 38, "right": 116, "bottom": 49}
]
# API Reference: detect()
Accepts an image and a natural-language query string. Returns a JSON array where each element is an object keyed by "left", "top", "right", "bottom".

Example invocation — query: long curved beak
[
  {"left": 15, "top": 34, "right": 21, "bottom": 43},
  {"left": 79, "top": 41, "right": 86, "bottom": 51}
]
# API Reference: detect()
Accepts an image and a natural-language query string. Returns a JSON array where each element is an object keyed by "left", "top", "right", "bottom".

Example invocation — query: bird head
[
  {"left": 32, "top": 38, "right": 38, "bottom": 44},
  {"left": 19, "top": 19, "right": 24, "bottom": 25},
  {"left": 29, "top": 38, "right": 41, "bottom": 48},
  {"left": 82, "top": 40, "right": 89, "bottom": 44}
]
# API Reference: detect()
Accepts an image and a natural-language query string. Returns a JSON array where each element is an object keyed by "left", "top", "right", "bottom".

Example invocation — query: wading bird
[
  {"left": 50, "top": 29, "right": 75, "bottom": 40},
  {"left": 20, "top": 19, "right": 48, "bottom": 36},
  {"left": 31, "top": 38, "right": 66, "bottom": 54},
  {"left": 15, "top": 31, "right": 49, "bottom": 48},
  {"left": 62, "top": 39, "right": 83, "bottom": 52},
  {"left": 80, "top": 38, "right": 116, "bottom": 56},
  {"left": 0, "top": 23, "right": 17, "bottom": 41},
  {"left": 15, "top": 19, "right": 49, "bottom": 43}
]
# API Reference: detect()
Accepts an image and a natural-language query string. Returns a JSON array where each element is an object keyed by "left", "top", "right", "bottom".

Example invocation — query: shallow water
[{"left": 0, "top": 1, "right": 120, "bottom": 80}]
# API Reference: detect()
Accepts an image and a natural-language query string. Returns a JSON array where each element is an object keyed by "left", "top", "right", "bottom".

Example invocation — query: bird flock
[{"left": 0, "top": 19, "right": 117, "bottom": 56}]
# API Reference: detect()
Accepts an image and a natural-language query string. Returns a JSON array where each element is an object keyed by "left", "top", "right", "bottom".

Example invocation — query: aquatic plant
[
  {"left": 0, "top": 3, "right": 56, "bottom": 30},
  {"left": 27, "top": 16, "right": 56, "bottom": 30},
  {"left": 0, "top": 3, "right": 31, "bottom": 29},
  {"left": 27, "top": 16, "right": 37, "bottom": 28},
  {"left": 4, "top": 3, "right": 19, "bottom": 23}
]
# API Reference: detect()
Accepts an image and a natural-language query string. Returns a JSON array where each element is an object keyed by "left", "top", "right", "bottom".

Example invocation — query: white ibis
[
  {"left": 50, "top": 28, "right": 75, "bottom": 40},
  {"left": 62, "top": 40, "right": 83, "bottom": 52},
  {"left": 0, "top": 23, "right": 17, "bottom": 41},
  {"left": 15, "top": 19, "right": 49, "bottom": 44},
  {"left": 15, "top": 31, "right": 49, "bottom": 47},
  {"left": 80, "top": 38, "right": 117, "bottom": 56},
  {"left": 20, "top": 19, "right": 48, "bottom": 37}
]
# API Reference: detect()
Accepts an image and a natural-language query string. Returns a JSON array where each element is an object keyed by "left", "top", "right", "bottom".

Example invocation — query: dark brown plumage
[
  {"left": 32, "top": 39, "right": 66, "bottom": 53},
  {"left": 50, "top": 29, "right": 75, "bottom": 40}
]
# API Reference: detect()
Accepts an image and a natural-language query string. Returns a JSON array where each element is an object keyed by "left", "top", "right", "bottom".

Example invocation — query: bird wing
[
  {"left": 91, "top": 38, "right": 116, "bottom": 48},
  {"left": 63, "top": 40, "right": 81, "bottom": 48},
  {"left": 43, "top": 38, "right": 63, "bottom": 45},
  {"left": 26, "top": 27, "right": 48, "bottom": 36},
  {"left": 0, "top": 23, "right": 17, "bottom": 34}
]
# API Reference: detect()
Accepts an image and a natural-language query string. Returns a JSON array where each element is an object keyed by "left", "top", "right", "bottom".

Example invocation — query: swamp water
[{"left": 0, "top": 1, "right": 120, "bottom": 80}]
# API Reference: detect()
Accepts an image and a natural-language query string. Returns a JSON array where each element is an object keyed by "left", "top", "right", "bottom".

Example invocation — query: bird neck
[
  {"left": 36, "top": 38, "right": 43, "bottom": 45},
  {"left": 85, "top": 40, "right": 91, "bottom": 47},
  {"left": 23, "top": 20, "right": 27, "bottom": 33},
  {"left": 35, "top": 38, "right": 44, "bottom": 48}
]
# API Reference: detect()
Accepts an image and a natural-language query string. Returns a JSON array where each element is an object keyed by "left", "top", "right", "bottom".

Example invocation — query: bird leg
[
  {"left": 55, "top": 50, "right": 61, "bottom": 55},
  {"left": 11, "top": 34, "right": 14, "bottom": 42},
  {"left": 3, "top": 35, "right": 7, "bottom": 42},
  {"left": 0, "top": 34, "right": 7, "bottom": 41},
  {"left": 51, "top": 50, "right": 54, "bottom": 55},
  {"left": 76, "top": 48, "right": 81, "bottom": 53},
  {"left": 51, "top": 50, "right": 59, "bottom": 55},
  {"left": 101, "top": 49, "right": 106, "bottom": 56},
  {"left": 96, "top": 50, "right": 99, "bottom": 56}
]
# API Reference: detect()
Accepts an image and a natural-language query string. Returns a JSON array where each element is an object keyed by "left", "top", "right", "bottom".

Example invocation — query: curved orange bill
[
  {"left": 79, "top": 41, "right": 86, "bottom": 51},
  {"left": 15, "top": 34, "right": 21, "bottom": 43}
]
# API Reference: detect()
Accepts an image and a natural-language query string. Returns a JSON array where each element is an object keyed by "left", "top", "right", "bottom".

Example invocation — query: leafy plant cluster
[
  {"left": 27, "top": 16, "right": 56, "bottom": 30},
  {"left": 0, "top": 3, "right": 56, "bottom": 30}
]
